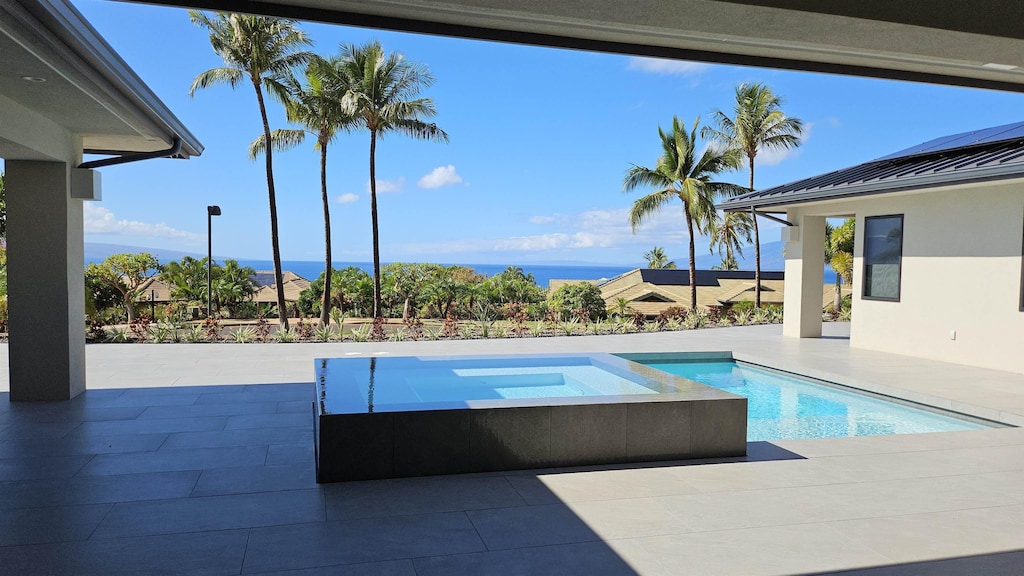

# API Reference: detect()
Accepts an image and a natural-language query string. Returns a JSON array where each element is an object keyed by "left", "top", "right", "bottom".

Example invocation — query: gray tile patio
[{"left": 0, "top": 323, "right": 1022, "bottom": 574}]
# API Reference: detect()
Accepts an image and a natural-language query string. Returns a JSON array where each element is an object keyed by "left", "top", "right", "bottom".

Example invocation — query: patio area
[{"left": 1, "top": 323, "right": 1023, "bottom": 575}]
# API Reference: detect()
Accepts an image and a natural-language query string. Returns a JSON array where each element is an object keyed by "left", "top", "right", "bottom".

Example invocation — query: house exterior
[
  {"left": 554, "top": 269, "right": 833, "bottom": 317},
  {"left": 720, "top": 121, "right": 1024, "bottom": 374},
  {"left": 139, "top": 271, "right": 311, "bottom": 306}
]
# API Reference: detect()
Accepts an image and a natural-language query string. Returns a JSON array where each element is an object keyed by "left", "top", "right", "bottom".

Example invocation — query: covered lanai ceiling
[
  {"left": 0, "top": 0, "right": 202, "bottom": 161},
  {"left": 141, "top": 0, "right": 1024, "bottom": 92}
]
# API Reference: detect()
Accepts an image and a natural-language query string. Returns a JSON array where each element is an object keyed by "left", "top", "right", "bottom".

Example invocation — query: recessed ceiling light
[
  {"left": 21, "top": 76, "right": 46, "bottom": 82},
  {"left": 982, "top": 63, "right": 1018, "bottom": 71}
]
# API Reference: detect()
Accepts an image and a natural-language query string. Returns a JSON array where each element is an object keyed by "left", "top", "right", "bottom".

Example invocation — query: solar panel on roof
[{"left": 876, "top": 120, "right": 1024, "bottom": 161}]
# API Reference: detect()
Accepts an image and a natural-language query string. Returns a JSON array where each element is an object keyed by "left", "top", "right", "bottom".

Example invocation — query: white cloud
[
  {"left": 417, "top": 165, "right": 463, "bottom": 189},
  {"left": 366, "top": 177, "right": 405, "bottom": 193},
  {"left": 387, "top": 205, "right": 701, "bottom": 258},
  {"left": 528, "top": 215, "right": 557, "bottom": 224},
  {"left": 756, "top": 121, "right": 813, "bottom": 167},
  {"left": 627, "top": 57, "right": 710, "bottom": 76},
  {"left": 84, "top": 204, "right": 199, "bottom": 241},
  {"left": 337, "top": 193, "right": 359, "bottom": 204}
]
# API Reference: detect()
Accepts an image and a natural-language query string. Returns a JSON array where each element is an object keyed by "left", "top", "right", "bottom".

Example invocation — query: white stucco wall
[{"left": 844, "top": 181, "right": 1024, "bottom": 374}]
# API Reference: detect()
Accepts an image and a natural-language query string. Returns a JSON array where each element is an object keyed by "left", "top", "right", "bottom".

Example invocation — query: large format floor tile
[{"left": 2, "top": 325, "right": 1024, "bottom": 575}]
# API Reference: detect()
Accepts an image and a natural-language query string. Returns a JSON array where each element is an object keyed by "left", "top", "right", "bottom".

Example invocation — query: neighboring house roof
[
  {"left": 137, "top": 277, "right": 174, "bottom": 302},
  {"left": 719, "top": 120, "right": 1024, "bottom": 211},
  {"left": 251, "top": 270, "right": 308, "bottom": 287},
  {"left": 638, "top": 269, "right": 785, "bottom": 286},
  {"left": 597, "top": 268, "right": 833, "bottom": 314}
]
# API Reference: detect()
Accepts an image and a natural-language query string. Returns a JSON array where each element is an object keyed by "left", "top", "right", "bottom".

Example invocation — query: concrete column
[
  {"left": 6, "top": 160, "right": 86, "bottom": 400},
  {"left": 782, "top": 213, "right": 825, "bottom": 338}
]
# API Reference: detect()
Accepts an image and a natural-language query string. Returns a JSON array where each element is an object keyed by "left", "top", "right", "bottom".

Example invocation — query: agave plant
[
  {"left": 148, "top": 322, "right": 174, "bottom": 343},
  {"left": 274, "top": 328, "right": 297, "bottom": 343},
  {"left": 643, "top": 322, "right": 662, "bottom": 333},
  {"left": 314, "top": 323, "right": 336, "bottom": 342},
  {"left": 492, "top": 324, "right": 508, "bottom": 339},
  {"left": 751, "top": 308, "right": 772, "bottom": 324},
  {"left": 734, "top": 309, "right": 754, "bottom": 326},
  {"left": 665, "top": 316, "right": 684, "bottom": 331},
  {"left": 423, "top": 327, "right": 441, "bottom": 341},
  {"left": 349, "top": 324, "right": 372, "bottom": 342},
  {"left": 230, "top": 326, "right": 257, "bottom": 343},
  {"left": 184, "top": 324, "right": 205, "bottom": 343},
  {"left": 389, "top": 327, "right": 408, "bottom": 342},
  {"left": 106, "top": 327, "right": 130, "bottom": 343},
  {"left": 559, "top": 319, "right": 579, "bottom": 336},
  {"left": 683, "top": 310, "right": 708, "bottom": 330},
  {"left": 529, "top": 321, "right": 546, "bottom": 338}
]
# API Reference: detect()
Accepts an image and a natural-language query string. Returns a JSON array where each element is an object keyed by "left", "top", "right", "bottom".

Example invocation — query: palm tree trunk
[
  {"left": 833, "top": 275, "right": 842, "bottom": 313},
  {"left": 369, "top": 131, "right": 382, "bottom": 319},
  {"left": 319, "top": 140, "right": 332, "bottom": 327},
  {"left": 254, "top": 81, "right": 289, "bottom": 330},
  {"left": 749, "top": 156, "right": 761, "bottom": 308},
  {"left": 685, "top": 204, "right": 697, "bottom": 310}
]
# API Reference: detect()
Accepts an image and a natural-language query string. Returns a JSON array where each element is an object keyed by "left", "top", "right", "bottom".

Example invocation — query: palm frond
[
  {"left": 628, "top": 190, "right": 675, "bottom": 232},
  {"left": 248, "top": 129, "right": 307, "bottom": 159},
  {"left": 189, "top": 67, "right": 243, "bottom": 96}
]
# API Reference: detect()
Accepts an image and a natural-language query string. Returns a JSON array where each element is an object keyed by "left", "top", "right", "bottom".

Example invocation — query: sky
[{"left": 62, "top": 1, "right": 1024, "bottom": 266}]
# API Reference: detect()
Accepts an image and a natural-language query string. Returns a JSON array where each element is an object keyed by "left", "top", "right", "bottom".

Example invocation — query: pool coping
[
  {"left": 620, "top": 351, "right": 1008, "bottom": 429},
  {"left": 728, "top": 350, "right": 1024, "bottom": 428}
]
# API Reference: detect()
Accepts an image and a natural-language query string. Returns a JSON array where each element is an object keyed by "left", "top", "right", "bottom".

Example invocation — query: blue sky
[{"left": 70, "top": 0, "right": 1024, "bottom": 266}]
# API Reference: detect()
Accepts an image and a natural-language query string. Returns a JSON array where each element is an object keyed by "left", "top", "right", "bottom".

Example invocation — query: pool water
[
  {"left": 318, "top": 355, "right": 670, "bottom": 414},
  {"left": 640, "top": 360, "right": 992, "bottom": 440}
]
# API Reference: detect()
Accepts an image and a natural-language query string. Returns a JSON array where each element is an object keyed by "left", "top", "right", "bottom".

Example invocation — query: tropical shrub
[{"left": 549, "top": 283, "right": 607, "bottom": 322}]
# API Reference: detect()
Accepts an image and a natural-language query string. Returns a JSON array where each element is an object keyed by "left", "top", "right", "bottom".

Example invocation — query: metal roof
[
  {"left": 719, "top": 124, "right": 1024, "bottom": 211},
  {"left": 637, "top": 269, "right": 784, "bottom": 287}
]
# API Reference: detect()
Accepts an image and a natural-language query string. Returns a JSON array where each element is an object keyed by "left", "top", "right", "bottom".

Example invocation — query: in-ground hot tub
[{"left": 313, "top": 353, "right": 746, "bottom": 482}]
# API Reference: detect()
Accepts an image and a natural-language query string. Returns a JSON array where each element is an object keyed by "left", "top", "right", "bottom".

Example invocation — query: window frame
[
  {"left": 862, "top": 214, "right": 904, "bottom": 302},
  {"left": 1019, "top": 207, "right": 1024, "bottom": 312}
]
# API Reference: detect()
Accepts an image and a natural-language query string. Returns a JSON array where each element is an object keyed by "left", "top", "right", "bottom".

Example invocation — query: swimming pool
[
  {"left": 313, "top": 354, "right": 747, "bottom": 482},
  {"left": 633, "top": 359, "right": 993, "bottom": 441}
]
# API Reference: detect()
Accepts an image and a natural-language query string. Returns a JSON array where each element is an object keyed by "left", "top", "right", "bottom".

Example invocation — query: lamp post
[{"left": 207, "top": 205, "right": 221, "bottom": 319}]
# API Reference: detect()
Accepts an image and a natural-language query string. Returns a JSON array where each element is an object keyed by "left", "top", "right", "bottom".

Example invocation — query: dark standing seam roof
[
  {"left": 718, "top": 121, "right": 1024, "bottom": 211},
  {"left": 638, "top": 269, "right": 784, "bottom": 286}
]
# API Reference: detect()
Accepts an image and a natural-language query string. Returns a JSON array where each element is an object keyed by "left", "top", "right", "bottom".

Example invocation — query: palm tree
[
  {"left": 643, "top": 247, "right": 677, "bottom": 269},
  {"left": 189, "top": 12, "right": 314, "bottom": 330},
  {"left": 624, "top": 116, "right": 744, "bottom": 310},
  {"left": 337, "top": 40, "right": 448, "bottom": 318},
  {"left": 708, "top": 211, "right": 754, "bottom": 269},
  {"left": 704, "top": 82, "right": 804, "bottom": 307},
  {"left": 249, "top": 56, "right": 354, "bottom": 326},
  {"left": 825, "top": 219, "right": 855, "bottom": 312}
]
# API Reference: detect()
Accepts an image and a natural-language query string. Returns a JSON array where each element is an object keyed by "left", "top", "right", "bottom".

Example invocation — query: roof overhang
[
  {"left": 0, "top": 0, "right": 202, "bottom": 161},
  {"left": 137, "top": 0, "right": 1024, "bottom": 93},
  {"left": 719, "top": 133, "right": 1024, "bottom": 212}
]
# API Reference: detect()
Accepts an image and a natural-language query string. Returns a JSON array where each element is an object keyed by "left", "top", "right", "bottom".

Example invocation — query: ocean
[
  {"left": 84, "top": 256, "right": 839, "bottom": 286},
  {"left": 233, "top": 261, "right": 634, "bottom": 287}
]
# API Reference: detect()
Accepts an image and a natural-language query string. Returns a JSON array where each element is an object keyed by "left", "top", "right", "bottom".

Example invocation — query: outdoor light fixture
[
  {"left": 207, "top": 205, "right": 221, "bottom": 319},
  {"left": 20, "top": 76, "right": 46, "bottom": 82}
]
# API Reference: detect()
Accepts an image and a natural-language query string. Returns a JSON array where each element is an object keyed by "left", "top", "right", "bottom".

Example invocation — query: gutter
[{"left": 78, "top": 137, "right": 182, "bottom": 169}]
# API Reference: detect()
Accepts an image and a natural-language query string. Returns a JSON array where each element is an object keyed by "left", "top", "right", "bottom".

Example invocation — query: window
[{"left": 863, "top": 215, "right": 903, "bottom": 301}]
